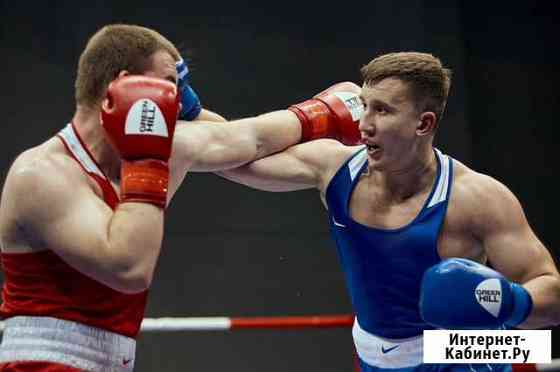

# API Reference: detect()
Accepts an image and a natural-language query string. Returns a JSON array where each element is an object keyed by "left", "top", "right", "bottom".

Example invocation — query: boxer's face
[
  {"left": 143, "top": 50, "right": 178, "bottom": 85},
  {"left": 359, "top": 78, "right": 423, "bottom": 171}
]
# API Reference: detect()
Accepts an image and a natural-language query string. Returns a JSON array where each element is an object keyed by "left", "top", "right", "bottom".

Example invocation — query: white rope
[
  {"left": 537, "top": 361, "right": 560, "bottom": 371},
  {"left": 0, "top": 318, "right": 232, "bottom": 333},
  {"left": 140, "top": 317, "right": 231, "bottom": 331}
]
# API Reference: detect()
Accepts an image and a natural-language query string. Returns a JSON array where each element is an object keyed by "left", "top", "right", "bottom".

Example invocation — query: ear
[
  {"left": 117, "top": 70, "right": 130, "bottom": 79},
  {"left": 417, "top": 111, "right": 437, "bottom": 136},
  {"left": 177, "top": 103, "right": 183, "bottom": 119}
]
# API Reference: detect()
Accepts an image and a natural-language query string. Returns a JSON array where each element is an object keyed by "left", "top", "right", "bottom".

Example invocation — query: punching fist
[
  {"left": 419, "top": 258, "right": 533, "bottom": 329},
  {"left": 288, "top": 82, "right": 363, "bottom": 145},
  {"left": 101, "top": 75, "right": 181, "bottom": 207},
  {"left": 176, "top": 58, "right": 202, "bottom": 121}
]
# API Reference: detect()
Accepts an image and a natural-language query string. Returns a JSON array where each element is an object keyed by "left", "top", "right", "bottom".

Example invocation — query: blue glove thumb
[{"left": 176, "top": 58, "right": 202, "bottom": 121}]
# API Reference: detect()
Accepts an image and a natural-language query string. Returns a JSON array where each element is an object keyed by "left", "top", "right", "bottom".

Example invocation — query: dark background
[{"left": 1, "top": 1, "right": 558, "bottom": 371}]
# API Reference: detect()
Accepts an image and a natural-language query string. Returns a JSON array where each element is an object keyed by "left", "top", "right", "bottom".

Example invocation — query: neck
[
  {"left": 366, "top": 146, "right": 437, "bottom": 202},
  {"left": 71, "top": 105, "right": 121, "bottom": 181}
]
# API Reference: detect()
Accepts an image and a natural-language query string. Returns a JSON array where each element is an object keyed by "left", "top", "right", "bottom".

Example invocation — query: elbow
[
  {"left": 103, "top": 254, "right": 155, "bottom": 294},
  {"left": 110, "top": 268, "right": 154, "bottom": 294},
  {"left": 528, "top": 273, "right": 560, "bottom": 327},
  {"left": 254, "top": 137, "right": 267, "bottom": 160},
  {"left": 552, "top": 276, "right": 560, "bottom": 324},
  {"left": 234, "top": 131, "right": 261, "bottom": 164}
]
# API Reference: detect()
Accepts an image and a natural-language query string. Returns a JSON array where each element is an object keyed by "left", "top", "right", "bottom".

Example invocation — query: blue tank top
[{"left": 326, "top": 147, "right": 453, "bottom": 339}]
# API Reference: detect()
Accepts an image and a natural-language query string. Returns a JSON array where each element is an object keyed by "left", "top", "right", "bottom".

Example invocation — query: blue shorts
[{"left": 358, "top": 359, "right": 512, "bottom": 372}]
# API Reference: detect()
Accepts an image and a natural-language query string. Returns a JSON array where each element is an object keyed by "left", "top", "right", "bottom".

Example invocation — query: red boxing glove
[
  {"left": 100, "top": 75, "right": 181, "bottom": 208},
  {"left": 288, "top": 82, "right": 363, "bottom": 145}
]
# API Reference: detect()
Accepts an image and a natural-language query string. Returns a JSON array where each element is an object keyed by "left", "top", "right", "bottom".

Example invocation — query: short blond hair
[
  {"left": 75, "top": 24, "right": 180, "bottom": 108},
  {"left": 361, "top": 52, "right": 452, "bottom": 120}
]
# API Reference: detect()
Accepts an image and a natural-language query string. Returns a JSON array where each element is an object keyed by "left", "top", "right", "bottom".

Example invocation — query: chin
[{"left": 367, "top": 155, "right": 386, "bottom": 171}]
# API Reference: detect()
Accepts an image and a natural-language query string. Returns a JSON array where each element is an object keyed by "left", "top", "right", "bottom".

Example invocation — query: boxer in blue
[{"left": 217, "top": 52, "right": 560, "bottom": 371}]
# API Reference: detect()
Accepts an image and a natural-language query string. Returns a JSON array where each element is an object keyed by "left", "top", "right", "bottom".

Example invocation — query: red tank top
[{"left": 0, "top": 123, "right": 148, "bottom": 338}]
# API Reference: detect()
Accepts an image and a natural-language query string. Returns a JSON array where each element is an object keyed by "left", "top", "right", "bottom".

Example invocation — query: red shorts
[{"left": 0, "top": 362, "right": 82, "bottom": 371}]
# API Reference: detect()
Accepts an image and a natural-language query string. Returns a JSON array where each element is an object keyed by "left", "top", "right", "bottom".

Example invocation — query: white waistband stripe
[
  {"left": 352, "top": 318, "right": 423, "bottom": 368},
  {"left": 0, "top": 316, "right": 136, "bottom": 372}
]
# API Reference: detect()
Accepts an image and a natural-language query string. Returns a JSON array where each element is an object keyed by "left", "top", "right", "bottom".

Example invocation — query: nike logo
[
  {"left": 332, "top": 218, "right": 346, "bottom": 228},
  {"left": 122, "top": 358, "right": 133, "bottom": 365},
  {"left": 381, "top": 345, "right": 400, "bottom": 354}
]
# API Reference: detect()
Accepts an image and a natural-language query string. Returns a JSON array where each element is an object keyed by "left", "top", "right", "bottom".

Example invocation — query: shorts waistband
[
  {"left": 0, "top": 316, "right": 136, "bottom": 372},
  {"left": 352, "top": 317, "right": 423, "bottom": 369}
]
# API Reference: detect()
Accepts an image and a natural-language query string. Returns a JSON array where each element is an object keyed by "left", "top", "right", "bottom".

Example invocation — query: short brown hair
[
  {"left": 75, "top": 24, "right": 180, "bottom": 108},
  {"left": 361, "top": 52, "right": 452, "bottom": 120}
]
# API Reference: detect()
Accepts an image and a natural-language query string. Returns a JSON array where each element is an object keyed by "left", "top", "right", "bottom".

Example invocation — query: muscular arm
[
  {"left": 171, "top": 81, "right": 363, "bottom": 174},
  {"left": 192, "top": 108, "right": 227, "bottom": 123},
  {"left": 218, "top": 139, "right": 354, "bottom": 194},
  {"left": 171, "top": 110, "right": 302, "bottom": 172},
  {"left": 7, "top": 156, "right": 164, "bottom": 294},
  {"left": 473, "top": 174, "right": 560, "bottom": 328}
]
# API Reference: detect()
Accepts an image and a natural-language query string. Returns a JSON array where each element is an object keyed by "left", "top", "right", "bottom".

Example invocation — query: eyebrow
[{"left": 363, "top": 97, "right": 393, "bottom": 108}]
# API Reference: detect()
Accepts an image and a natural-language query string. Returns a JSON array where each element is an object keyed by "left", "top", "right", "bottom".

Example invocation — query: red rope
[
  {"left": 512, "top": 364, "right": 538, "bottom": 372},
  {"left": 230, "top": 314, "right": 354, "bottom": 329}
]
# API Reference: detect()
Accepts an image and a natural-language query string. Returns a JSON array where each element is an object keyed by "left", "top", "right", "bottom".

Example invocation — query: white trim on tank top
[
  {"left": 58, "top": 124, "right": 104, "bottom": 178},
  {"left": 347, "top": 147, "right": 451, "bottom": 207},
  {"left": 427, "top": 149, "right": 450, "bottom": 208}
]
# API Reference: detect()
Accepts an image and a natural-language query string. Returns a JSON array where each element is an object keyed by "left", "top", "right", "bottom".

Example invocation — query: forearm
[
  {"left": 518, "top": 274, "right": 560, "bottom": 328},
  {"left": 249, "top": 110, "right": 302, "bottom": 159},
  {"left": 183, "top": 110, "right": 302, "bottom": 172},
  {"left": 104, "top": 203, "right": 164, "bottom": 293}
]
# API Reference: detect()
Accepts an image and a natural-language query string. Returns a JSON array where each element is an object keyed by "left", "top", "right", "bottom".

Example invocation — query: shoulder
[
  {"left": 451, "top": 161, "right": 526, "bottom": 234},
  {"left": 304, "top": 140, "right": 363, "bottom": 192},
  {"left": 453, "top": 161, "right": 518, "bottom": 207},
  {"left": 2, "top": 140, "right": 92, "bottom": 221}
]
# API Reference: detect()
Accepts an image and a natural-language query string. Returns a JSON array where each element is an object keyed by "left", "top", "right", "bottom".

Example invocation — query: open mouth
[{"left": 366, "top": 144, "right": 380, "bottom": 152}]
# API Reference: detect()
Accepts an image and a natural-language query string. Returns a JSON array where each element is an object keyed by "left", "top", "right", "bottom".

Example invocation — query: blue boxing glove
[
  {"left": 176, "top": 57, "right": 202, "bottom": 121},
  {"left": 419, "top": 258, "right": 533, "bottom": 329}
]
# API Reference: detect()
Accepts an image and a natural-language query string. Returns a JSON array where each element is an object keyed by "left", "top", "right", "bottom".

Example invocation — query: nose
[{"left": 358, "top": 115, "right": 375, "bottom": 137}]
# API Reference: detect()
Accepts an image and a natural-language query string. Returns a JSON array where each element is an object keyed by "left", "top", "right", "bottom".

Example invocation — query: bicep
[
  {"left": 480, "top": 182, "right": 557, "bottom": 283},
  {"left": 217, "top": 151, "right": 317, "bottom": 192},
  {"left": 39, "top": 193, "right": 111, "bottom": 261},
  {"left": 17, "top": 171, "right": 114, "bottom": 275},
  {"left": 217, "top": 140, "right": 340, "bottom": 192}
]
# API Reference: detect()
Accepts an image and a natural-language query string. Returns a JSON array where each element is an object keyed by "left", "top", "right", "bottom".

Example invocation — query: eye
[{"left": 375, "top": 105, "right": 387, "bottom": 114}]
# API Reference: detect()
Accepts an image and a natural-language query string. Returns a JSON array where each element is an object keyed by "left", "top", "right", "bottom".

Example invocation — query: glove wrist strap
[
  {"left": 288, "top": 100, "right": 332, "bottom": 142},
  {"left": 121, "top": 159, "right": 169, "bottom": 208},
  {"left": 505, "top": 283, "right": 533, "bottom": 327}
]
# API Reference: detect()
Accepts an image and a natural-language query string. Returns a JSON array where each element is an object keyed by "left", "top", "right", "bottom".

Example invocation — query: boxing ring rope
[
  {"left": 0, "top": 314, "right": 557, "bottom": 371},
  {"left": 140, "top": 313, "right": 354, "bottom": 331},
  {"left": 0, "top": 314, "right": 354, "bottom": 333}
]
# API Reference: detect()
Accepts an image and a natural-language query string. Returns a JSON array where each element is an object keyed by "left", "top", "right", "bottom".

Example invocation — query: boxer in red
[{"left": 0, "top": 24, "right": 362, "bottom": 371}]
